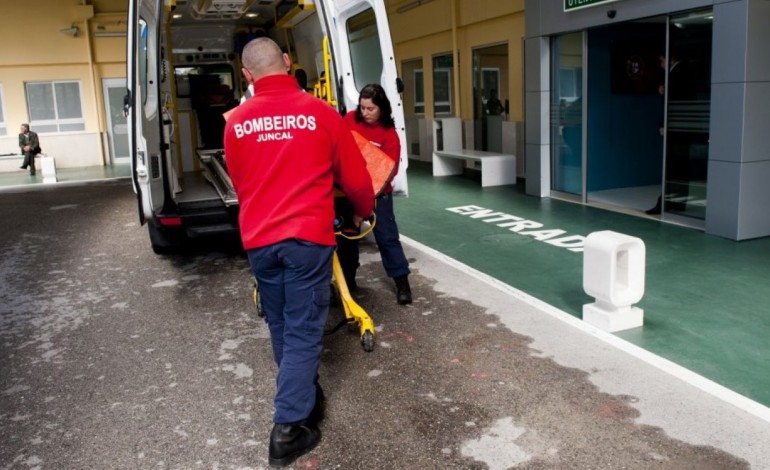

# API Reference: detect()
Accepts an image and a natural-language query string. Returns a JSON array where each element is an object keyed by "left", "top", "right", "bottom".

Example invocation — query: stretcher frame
[{"left": 252, "top": 218, "right": 378, "bottom": 352}]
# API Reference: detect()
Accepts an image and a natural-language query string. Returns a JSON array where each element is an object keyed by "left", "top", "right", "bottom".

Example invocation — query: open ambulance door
[
  {"left": 127, "top": 0, "right": 171, "bottom": 226},
  {"left": 317, "top": 0, "right": 409, "bottom": 196}
]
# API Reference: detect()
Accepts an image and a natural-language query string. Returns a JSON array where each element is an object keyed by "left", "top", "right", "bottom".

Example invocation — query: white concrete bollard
[
  {"left": 582, "top": 230, "right": 645, "bottom": 332},
  {"left": 40, "top": 155, "right": 57, "bottom": 184}
]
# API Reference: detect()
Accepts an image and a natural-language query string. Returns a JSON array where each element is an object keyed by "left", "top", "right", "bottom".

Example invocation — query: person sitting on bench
[{"left": 19, "top": 123, "right": 40, "bottom": 176}]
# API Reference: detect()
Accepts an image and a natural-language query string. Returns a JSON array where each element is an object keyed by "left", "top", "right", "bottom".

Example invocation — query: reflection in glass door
[
  {"left": 662, "top": 9, "right": 712, "bottom": 220},
  {"left": 472, "top": 44, "right": 508, "bottom": 152},
  {"left": 551, "top": 32, "right": 584, "bottom": 195},
  {"left": 103, "top": 78, "right": 130, "bottom": 165}
]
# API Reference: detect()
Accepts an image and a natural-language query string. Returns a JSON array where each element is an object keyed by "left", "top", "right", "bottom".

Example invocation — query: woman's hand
[{"left": 353, "top": 212, "right": 373, "bottom": 227}]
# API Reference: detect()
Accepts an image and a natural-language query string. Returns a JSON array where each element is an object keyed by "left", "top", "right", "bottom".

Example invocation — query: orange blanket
[{"left": 349, "top": 130, "right": 396, "bottom": 197}]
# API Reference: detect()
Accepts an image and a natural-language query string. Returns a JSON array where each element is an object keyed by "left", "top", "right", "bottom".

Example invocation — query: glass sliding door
[
  {"left": 551, "top": 32, "right": 584, "bottom": 195},
  {"left": 662, "top": 9, "right": 712, "bottom": 220}
]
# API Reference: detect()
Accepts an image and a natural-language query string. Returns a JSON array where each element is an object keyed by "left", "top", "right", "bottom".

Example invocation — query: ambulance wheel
[{"left": 361, "top": 332, "right": 374, "bottom": 352}]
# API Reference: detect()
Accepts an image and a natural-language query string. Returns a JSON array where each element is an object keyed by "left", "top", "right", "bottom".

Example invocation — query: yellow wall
[
  {"left": 0, "top": 0, "right": 126, "bottom": 165},
  {"left": 2, "top": 0, "right": 523, "bottom": 162},
  {"left": 388, "top": 0, "right": 525, "bottom": 121}
]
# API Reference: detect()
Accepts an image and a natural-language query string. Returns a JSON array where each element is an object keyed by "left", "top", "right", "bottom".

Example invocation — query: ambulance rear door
[
  {"left": 317, "top": 0, "right": 409, "bottom": 195},
  {"left": 127, "top": 0, "right": 169, "bottom": 225}
]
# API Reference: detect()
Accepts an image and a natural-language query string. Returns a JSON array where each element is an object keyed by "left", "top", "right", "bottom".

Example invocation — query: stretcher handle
[{"left": 334, "top": 212, "right": 376, "bottom": 240}]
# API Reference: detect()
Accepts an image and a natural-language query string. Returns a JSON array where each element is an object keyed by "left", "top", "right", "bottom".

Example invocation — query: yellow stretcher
[{"left": 252, "top": 217, "right": 378, "bottom": 352}]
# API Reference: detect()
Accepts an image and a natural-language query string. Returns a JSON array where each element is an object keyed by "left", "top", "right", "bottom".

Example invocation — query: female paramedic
[{"left": 338, "top": 83, "right": 412, "bottom": 305}]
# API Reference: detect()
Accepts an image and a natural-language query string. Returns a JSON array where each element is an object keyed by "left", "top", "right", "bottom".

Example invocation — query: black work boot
[
  {"left": 307, "top": 382, "right": 325, "bottom": 426},
  {"left": 394, "top": 275, "right": 412, "bottom": 305},
  {"left": 268, "top": 421, "right": 321, "bottom": 468}
]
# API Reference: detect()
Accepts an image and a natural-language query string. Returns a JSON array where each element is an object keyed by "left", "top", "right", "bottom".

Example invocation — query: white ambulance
[{"left": 126, "top": 0, "right": 407, "bottom": 253}]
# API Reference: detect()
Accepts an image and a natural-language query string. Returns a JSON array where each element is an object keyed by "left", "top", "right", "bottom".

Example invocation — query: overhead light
[
  {"left": 396, "top": 0, "right": 432, "bottom": 14},
  {"left": 173, "top": 13, "right": 183, "bottom": 19},
  {"left": 60, "top": 23, "right": 80, "bottom": 37},
  {"left": 191, "top": 0, "right": 256, "bottom": 19},
  {"left": 245, "top": 12, "right": 258, "bottom": 18}
]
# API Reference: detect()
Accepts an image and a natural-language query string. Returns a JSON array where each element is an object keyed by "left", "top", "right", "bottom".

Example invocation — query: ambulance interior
[{"left": 161, "top": 0, "right": 349, "bottom": 207}]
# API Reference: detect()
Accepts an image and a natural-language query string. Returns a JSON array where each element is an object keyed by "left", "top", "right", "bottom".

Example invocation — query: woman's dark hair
[{"left": 355, "top": 83, "right": 395, "bottom": 128}]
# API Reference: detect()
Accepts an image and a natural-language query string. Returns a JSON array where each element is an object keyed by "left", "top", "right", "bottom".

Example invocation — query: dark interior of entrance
[
  {"left": 586, "top": 20, "right": 666, "bottom": 211},
  {"left": 584, "top": 12, "right": 712, "bottom": 221}
]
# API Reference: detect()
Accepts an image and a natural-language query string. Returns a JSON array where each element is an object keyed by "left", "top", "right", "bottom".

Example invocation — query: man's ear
[
  {"left": 282, "top": 53, "right": 292, "bottom": 73},
  {"left": 241, "top": 67, "right": 253, "bottom": 83}
]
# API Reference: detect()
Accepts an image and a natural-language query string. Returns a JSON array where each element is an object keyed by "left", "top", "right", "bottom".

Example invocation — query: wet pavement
[{"left": 1, "top": 180, "right": 769, "bottom": 469}]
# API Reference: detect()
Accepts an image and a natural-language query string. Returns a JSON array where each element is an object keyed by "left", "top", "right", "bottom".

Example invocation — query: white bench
[
  {"left": 433, "top": 149, "right": 516, "bottom": 187},
  {"left": 432, "top": 117, "right": 516, "bottom": 187}
]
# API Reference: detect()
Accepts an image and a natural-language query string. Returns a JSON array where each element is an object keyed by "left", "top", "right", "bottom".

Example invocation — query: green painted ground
[{"left": 395, "top": 162, "right": 770, "bottom": 407}]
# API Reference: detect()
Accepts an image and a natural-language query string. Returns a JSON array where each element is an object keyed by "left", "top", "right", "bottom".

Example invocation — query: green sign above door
[{"left": 564, "top": 0, "right": 619, "bottom": 12}]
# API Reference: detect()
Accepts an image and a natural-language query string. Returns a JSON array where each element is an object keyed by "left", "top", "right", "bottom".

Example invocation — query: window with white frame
[
  {"left": 432, "top": 54, "right": 453, "bottom": 115},
  {"left": 433, "top": 69, "right": 452, "bottom": 114},
  {"left": 414, "top": 69, "right": 424, "bottom": 114},
  {"left": 482, "top": 67, "right": 501, "bottom": 106},
  {"left": 0, "top": 84, "right": 6, "bottom": 136},
  {"left": 25, "top": 80, "right": 85, "bottom": 133},
  {"left": 558, "top": 67, "right": 582, "bottom": 102}
]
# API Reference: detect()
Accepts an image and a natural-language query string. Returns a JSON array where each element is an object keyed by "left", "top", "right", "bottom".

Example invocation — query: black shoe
[
  {"left": 30, "top": 172, "right": 35, "bottom": 176},
  {"left": 307, "top": 383, "right": 325, "bottom": 426},
  {"left": 268, "top": 421, "right": 321, "bottom": 468},
  {"left": 395, "top": 275, "right": 412, "bottom": 305},
  {"left": 20, "top": 166, "right": 26, "bottom": 170}
]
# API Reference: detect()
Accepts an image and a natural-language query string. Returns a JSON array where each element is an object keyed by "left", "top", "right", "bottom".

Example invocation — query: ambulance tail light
[{"left": 159, "top": 216, "right": 183, "bottom": 226}]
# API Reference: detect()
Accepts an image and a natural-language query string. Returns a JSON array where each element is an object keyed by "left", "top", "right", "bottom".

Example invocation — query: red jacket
[
  {"left": 344, "top": 112, "right": 400, "bottom": 194},
  {"left": 224, "top": 74, "right": 374, "bottom": 250}
]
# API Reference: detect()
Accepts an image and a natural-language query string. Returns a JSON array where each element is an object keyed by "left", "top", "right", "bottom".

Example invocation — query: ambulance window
[
  {"left": 139, "top": 19, "right": 148, "bottom": 105},
  {"left": 346, "top": 8, "right": 383, "bottom": 90},
  {"left": 175, "top": 65, "right": 235, "bottom": 99}
]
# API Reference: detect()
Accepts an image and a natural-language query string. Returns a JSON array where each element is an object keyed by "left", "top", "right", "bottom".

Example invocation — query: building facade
[
  {"left": 525, "top": 0, "right": 770, "bottom": 240},
  {"left": 387, "top": 0, "right": 527, "bottom": 176},
  {"left": 0, "top": 0, "right": 127, "bottom": 172},
  {"left": 4, "top": 0, "right": 768, "bottom": 241}
]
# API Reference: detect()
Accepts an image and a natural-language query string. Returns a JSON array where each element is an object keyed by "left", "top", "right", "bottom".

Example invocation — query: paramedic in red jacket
[
  {"left": 224, "top": 37, "right": 374, "bottom": 468},
  {"left": 338, "top": 83, "right": 412, "bottom": 304}
]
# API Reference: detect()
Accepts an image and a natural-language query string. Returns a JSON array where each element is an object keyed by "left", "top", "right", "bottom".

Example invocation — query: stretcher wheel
[{"left": 361, "top": 331, "right": 375, "bottom": 352}]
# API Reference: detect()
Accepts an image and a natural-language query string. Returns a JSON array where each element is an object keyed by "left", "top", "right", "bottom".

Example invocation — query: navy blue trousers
[
  {"left": 247, "top": 239, "right": 333, "bottom": 424},
  {"left": 372, "top": 193, "right": 410, "bottom": 278}
]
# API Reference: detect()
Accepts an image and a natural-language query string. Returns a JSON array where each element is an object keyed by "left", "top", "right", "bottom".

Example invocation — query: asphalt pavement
[{"left": 1, "top": 180, "right": 769, "bottom": 469}]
